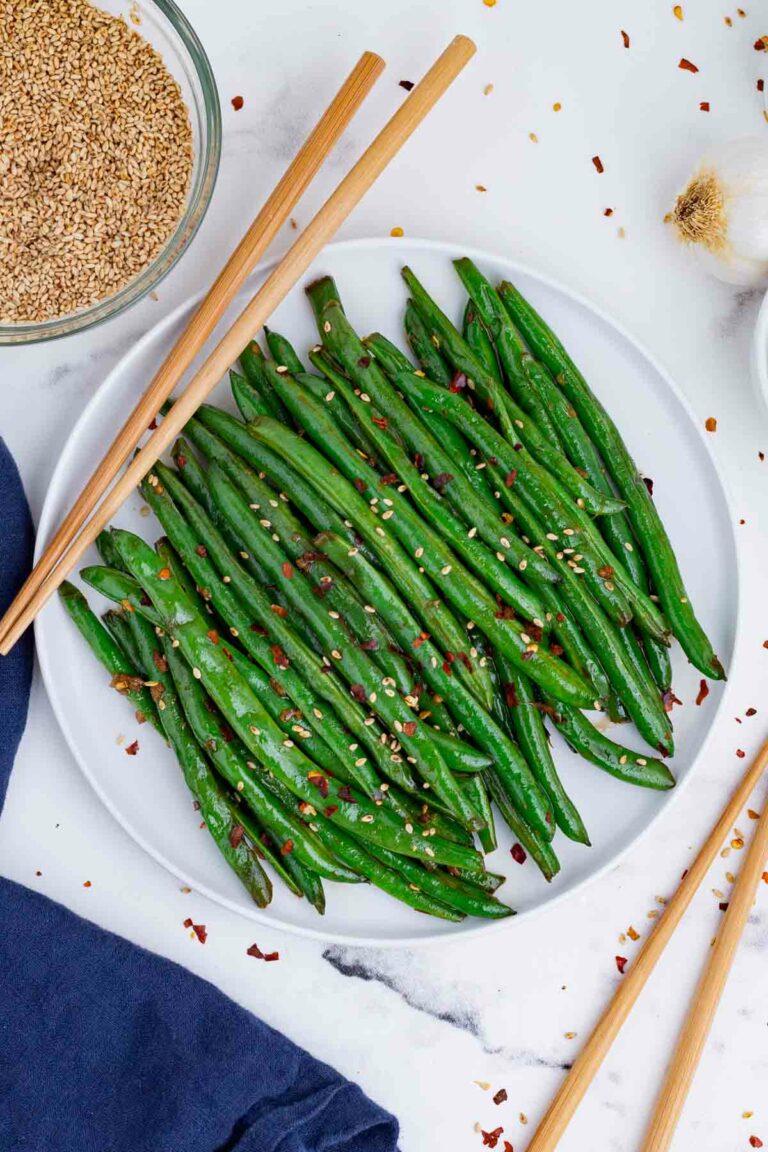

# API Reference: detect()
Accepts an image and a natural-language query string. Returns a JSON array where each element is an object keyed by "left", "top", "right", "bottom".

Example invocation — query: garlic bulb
[{"left": 669, "top": 136, "right": 768, "bottom": 287}]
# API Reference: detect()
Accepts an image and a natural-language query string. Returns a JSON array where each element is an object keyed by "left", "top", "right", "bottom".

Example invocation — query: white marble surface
[{"left": 2, "top": 1, "right": 768, "bottom": 1148}]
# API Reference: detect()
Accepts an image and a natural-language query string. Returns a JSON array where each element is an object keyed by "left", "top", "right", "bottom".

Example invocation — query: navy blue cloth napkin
[{"left": 0, "top": 439, "right": 399, "bottom": 1152}]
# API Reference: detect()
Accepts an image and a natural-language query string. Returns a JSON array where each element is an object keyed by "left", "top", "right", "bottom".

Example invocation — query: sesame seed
[
  {"left": 324, "top": 391, "right": 335, "bottom": 402},
  {"left": 441, "top": 564, "right": 452, "bottom": 575},
  {"left": 192, "top": 668, "right": 202, "bottom": 679}
]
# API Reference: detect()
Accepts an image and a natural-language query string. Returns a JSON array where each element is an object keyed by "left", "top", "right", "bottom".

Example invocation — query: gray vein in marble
[
  {"left": 323, "top": 947, "right": 572, "bottom": 1071},
  {"left": 713, "top": 286, "right": 761, "bottom": 340}
]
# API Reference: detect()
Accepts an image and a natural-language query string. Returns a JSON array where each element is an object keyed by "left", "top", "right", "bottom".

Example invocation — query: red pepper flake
[
  {"left": 615, "top": 955, "right": 628, "bottom": 974},
  {"left": 399, "top": 79, "right": 414, "bottom": 91},
  {"left": 308, "top": 772, "right": 330, "bottom": 798},
  {"left": 195, "top": 544, "right": 207, "bottom": 557},
  {"left": 747, "top": 707, "right": 757, "bottom": 717},
  {"left": 324, "top": 804, "right": 339, "bottom": 817},
  {"left": 604, "top": 207, "right": 614, "bottom": 217},
  {"left": 442, "top": 661, "right": 453, "bottom": 676},
  {"left": 371, "top": 415, "right": 389, "bottom": 430},
  {"left": 750, "top": 1138, "right": 764, "bottom": 1149},
  {"left": 549, "top": 643, "right": 564, "bottom": 658},
  {"left": 504, "top": 470, "right": 517, "bottom": 487},
  {"left": 148, "top": 417, "right": 158, "bottom": 431},
  {"left": 662, "top": 690, "right": 682, "bottom": 714},
  {"left": 503, "top": 1144, "right": 514, "bottom": 1152},
  {"left": 270, "top": 604, "right": 288, "bottom": 621},
  {"left": 621, "top": 29, "right": 630, "bottom": 47},
  {"left": 763, "top": 872, "right": 768, "bottom": 884},
  {"left": 353, "top": 478, "right": 366, "bottom": 493},
  {"left": 350, "top": 683, "right": 366, "bottom": 703},
  {"left": 337, "top": 785, "right": 355, "bottom": 803},
  {"left": 591, "top": 155, "right": 604, "bottom": 173},
  {"left": 219, "top": 723, "right": 234, "bottom": 743},
  {"left": 175, "top": 452, "right": 186, "bottom": 467},
  {"left": 449, "top": 372, "right": 467, "bottom": 393},
  {"left": 229, "top": 824, "right": 245, "bottom": 849},
  {"left": 250, "top": 622, "right": 268, "bottom": 635},
  {"left": 192, "top": 923, "right": 207, "bottom": 944},
  {"left": 412, "top": 631, "right": 430, "bottom": 648},
  {"left": 504, "top": 682, "right": 519, "bottom": 708},
  {"left": 737, "top": 749, "right": 746, "bottom": 758},
  {"left": 271, "top": 644, "right": 289, "bottom": 669},
  {"left": 433, "top": 472, "right": 454, "bottom": 489},
  {"left": 380, "top": 473, "right": 398, "bottom": 486},
  {"left": 510, "top": 843, "right": 526, "bottom": 865},
  {"left": 231, "top": 95, "right": 244, "bottom": 110},
  {"left": 357, "top": 355, "right": 372, "bottom": 368},
  {"left": 413, "top": 453, "right": 425, "bottom": 470},
  {"left": 247, "top": 942, "right": 280, "bottom": 961},
  {"left": 282, "top": 561, "right": 294, "bottom": 580},
  {"left": 719, "top": 901, "right": 729, "bottom": 912},
  {"left": 402, "top": 720, "right": 417, "bottom": 737},
  {"left": 158, "top": 567, "right": 171, "bottom": 580},
  {"left": 679, "top": 57, "right": 699, "bottom": 72},
  {"left": 152, "top": 649, "right": 168, "bottom": 673},
  {"left": 83, "top": 880, "right": 92, "bottom": 888},
  {"left": 699, "top": 101, "right": 710, "bottom": 111},
  {"left": 493, "top": 1088, "right": 508, "bottom": 1105},
  {"left": 521, "top": 650, "right": 535, "bottom": 662},
  {"left": 597, "top": 565, "right": 614, "bottom": 578},
  {"left": 643, "top": 476, "right": 655, "bottom": 496},
  {"left": 481, "top": 1128, "right": 504, "bottom": 1149},
  {"left": 705, "top": 416, "right": 717, "bottom": 432},
  {"left": 183, "top": 917, "right": 193, "bottom": 928},
  {"left": 754, "top": 37, "right": 768, "bottom": 51},
  {"left": 359, "top": 638, "right": 378, "bottom": 651},
  {"left": 695, "top": 679, "right": 710, "bottom": 707},
  {"left": 280, "top": 839, "right": 294, "bottom": 856},
  {"left": 125, "top": 740, "right": 140, "bottom": 756}
]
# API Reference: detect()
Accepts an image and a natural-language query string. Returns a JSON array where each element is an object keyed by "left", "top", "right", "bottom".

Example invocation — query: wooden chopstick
[
  {"left": 0, "top": 49, "right": 385, "bottom": 648},
  {"left": 526, "top": 737, "right": 768, "bottom": 1152},
  {"left": 640, "top": 766, "right": 768, "bottom": 1152},
  {"left": 0, "top": 34, "right": 476, "bottom": 656}
]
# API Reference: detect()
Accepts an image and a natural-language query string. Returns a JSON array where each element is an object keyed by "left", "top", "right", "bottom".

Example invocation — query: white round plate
[{"left": 36, "top": 238, "right": 740, "bottom": 945}]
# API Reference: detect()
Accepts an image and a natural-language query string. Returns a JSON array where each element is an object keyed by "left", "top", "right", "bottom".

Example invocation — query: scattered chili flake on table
[
  {"left": 476, "top": 184, "right": 488, "bottom": 192},
  {"left": 749, "top": 1138, "right": 763, "bottom": 1149},
  {"left": 705, "top": 416, "right": 717, "bottom": 432},
  {"left": 592, "top": 155, "right": 604, "bottom": 173},
  {"left": 748, "top": 808, "right": 760, "bottom": 819},
  {"left": 736, "top": 749, "right": 746, "bottom": 759},
  {"left": 510, "top": 843, "right": 526, "bottom": 864},
  {"left": 493, "top": 1088, "right": 508, "bottom": 1105},
  {"left": 755, "top": 36, "right": 768, "bottom": 51},
  {"left": 231, "top": 95, "right": 244, "bottom": 111},
  {"left": 604, "top": 207, "right": 614, "bottom": 217},
  {"left": 628, "top": 926, "right": 640, "bottom": 941},
  {"left": 247, "top": 943, "right": 280, "bottom": 961},
  {"left": 679, "top": 57, "right": 699, "bottom": 72},
  {"left": 399, "top": 79, "right": 414, "bottom": 91},
  {"left": 738, "top": 7, "right": 747, "bottom": 15},
  {"left": 700, "top": 101, "right": 710, "bottom": 111},
  {"left": 615, "top": 955, "right": 628, "bottom": 974},
  {"left": 125, "top": 740, "right": 140, "bottom": 756},
  {"left": 83, "top": 880, "right": 92, "bottom": 888},
  {"left": 481, "top": 1127, "right": 504, "bottom": 1148},
  {"left": 673, "top": 3, "right": 684, "bottom": 17},
  {"left": 390, "top": 226, "right": 404, "bottom": 237},
  {"left": 621, "top": 29, "right": 630, "bottom": 47}
]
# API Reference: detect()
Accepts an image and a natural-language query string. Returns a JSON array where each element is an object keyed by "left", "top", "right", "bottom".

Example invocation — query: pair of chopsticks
[
  {"left": 0, "top": 35, "right": 476, "bottom": 654},
  {"left": 526, "top": 738, "right": 768, "bottom": 1152}
]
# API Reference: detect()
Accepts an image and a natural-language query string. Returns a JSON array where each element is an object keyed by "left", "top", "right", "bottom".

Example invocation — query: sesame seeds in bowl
[{"left": 0, "top": 0, "right": 221, "bottom": 344}]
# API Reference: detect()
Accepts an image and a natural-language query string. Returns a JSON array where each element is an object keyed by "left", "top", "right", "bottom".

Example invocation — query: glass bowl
[{"left": 0, "top": 0, "right": 221, "bottom": 346}]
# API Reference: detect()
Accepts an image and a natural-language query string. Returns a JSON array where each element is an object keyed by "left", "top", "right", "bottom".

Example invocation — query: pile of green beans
[{"left": 60, "top": 258, "right": 721, "bottom": 924}]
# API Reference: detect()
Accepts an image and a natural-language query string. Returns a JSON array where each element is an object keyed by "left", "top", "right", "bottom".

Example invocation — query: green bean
[
  {"left": 366, "top": 841, "right": 512, "bottom": 919},
  {"left": 461, "top": 774, "right": 497, "bottom": 853},
  {"left": 497, "top": 278, "right": 724, "bottom": 680},
  {"left": 404, "top": 298, "right": 453, "bottom": 385},
  {"left": 401, "top": 266, "right": 626, "bottom": 517},
  {"left": 264, "top": 326, "right": 305, "bottom": 375},
  {"left": 247, "top": 404, "right": 596, "bottom": 712},
  {"left": 485, "top": 768, "right": 561, "bottom": 882},
  {"left": 59, "top": 581, "right": 161, "bottom": 732},
  {"left": 545, "top": 696, "right": 675, "bottom": 790},
  {"left": 495, "top": 654, "right": 589, "bottom": 845},
  {"left": 112, "top": 528, "right": 487, "bottom": 874},
  {"left": 202, "top": 460, "right": 485, "bottom": 830}
]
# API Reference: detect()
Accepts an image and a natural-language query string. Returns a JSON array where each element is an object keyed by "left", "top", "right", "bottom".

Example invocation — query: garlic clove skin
[{"left": 670, "top": 136, "right": 768, "bottom": 287}]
